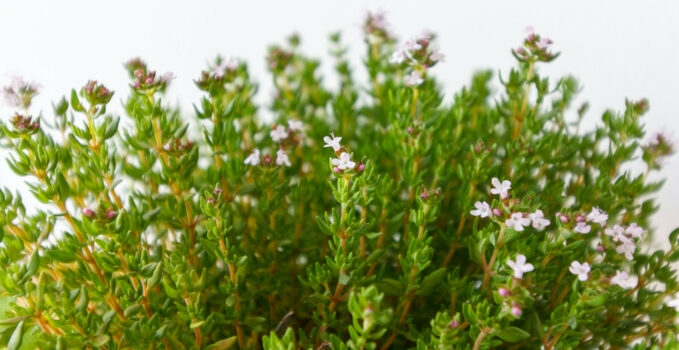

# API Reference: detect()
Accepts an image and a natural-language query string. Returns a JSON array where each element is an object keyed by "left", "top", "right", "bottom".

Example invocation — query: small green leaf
[
  {"left": 8, "top": 321, "right": 24, "bottom": 350},
  {"left": 496, "top": 326, "right": 530, "bottom": 343}
]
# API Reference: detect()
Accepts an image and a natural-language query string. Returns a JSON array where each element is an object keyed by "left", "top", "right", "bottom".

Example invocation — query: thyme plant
[{"left": 1, "top": 12, "right": 678, "bottom": 350}]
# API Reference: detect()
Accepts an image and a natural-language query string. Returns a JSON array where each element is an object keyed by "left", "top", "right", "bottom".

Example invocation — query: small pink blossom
[
  {"left": 569, "top": 261, "right": 591, "bottom": 281},
  {"left": 244, "top": 149, "right": 260, "bottom": 166},
  {"left": 323, "top": 133, "right": 342, "bottom": 152},
  {"left": 404, "top": 70, "right": 423, "bottom": 87},
  {"left": 505, "top": 213, "right": 531, "bottom": 232},
  {"left": 490, "top": 177, "right": 511, "bottom": 199},
  {"left": 331, "top": 152, "right": 355, "bottom": 170},
  {"left": 276, "top": 149, "right": 291, "bottom": 167},
  {"left": 288, "top": 119, "right": 303, "bottom": 132},
  {"left": 610, "top": 270, "right": 637, "bottom": 289},
  {"left": 529, "top": 209, "right": 550, "bottom": 231},
  {"left": 507, "top": 254, "right": 534, "bottom": 279},
  {"left": 270, "top": 125, "right": 289, "bottom": 142},
  {"left": 586, "top": 207, "right": 608, "bottom": 225},
  {"left": 574, "top": 222, "right": 591, "bottom": 234},
  {"left": 470, "top": 201, "right": 492, "bottom": 218}
]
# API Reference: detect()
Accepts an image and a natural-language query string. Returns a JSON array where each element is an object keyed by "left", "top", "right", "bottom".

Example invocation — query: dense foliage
[{"left": 1, "top": 12, "right": 677, "bottom": 350}]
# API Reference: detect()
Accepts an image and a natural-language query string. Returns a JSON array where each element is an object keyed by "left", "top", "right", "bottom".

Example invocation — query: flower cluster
[
  {"left": 513, "top": 26, "right": 558, "bottom": 62},
  {"left": 389, "top": 31, "right": 445, "bottom": 87}
]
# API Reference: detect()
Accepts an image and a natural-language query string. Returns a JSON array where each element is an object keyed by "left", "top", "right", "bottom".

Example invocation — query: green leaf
[
  {"left": 206, "top": 337, "right": 238, "bottom": 350},
  {"left": 91, "top": 334, "right": 110, "bottom": 347},
  {"left": 496, "top": 326, "right": 530, "bottom": 343},
  {"left": 190, "top": 319, "right": 206, "bottom": 329},
  {"left": 8, "top": 321, "right": 24, "bottom": 350}
]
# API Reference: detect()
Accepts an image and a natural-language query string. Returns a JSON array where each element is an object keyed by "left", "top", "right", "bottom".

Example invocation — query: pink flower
[
  {"left": 604, "top": 224, "right": 625, "bottom": 242},
  {"left": 498, "top": 288, "right": 511, "bottom": 297},
  {"left": 505, "top": 213, "right": 531, "bottom": 232},
  {"left": 470, "top": 201, "right": 492, "bottom": 218},
  {"left": 331, "top": 152, "right": 355, "bottom": 170},
  {"left": 569, "top": 261, "right": 591, "bottom": 281},
  {"left": 626, "top": 223, "right": 644, "bottom": 239},
  {"left": 586, "top": 207, "right": 608, "bottom": 225},
  {"left": 323, "top": 133, "right": 342, "bottom": 152},
  {"left": 270, "top": 125, "right": 289, "bottom": 142},
  {"left": 288, "top": 119, "right": 303, "bottom": 132},
  {"left": 616, "top": 236, "right": 636, "bottom": 260},
  {"left": 490, "top": 177, "right": 511, "bottom": 199},
  {"left": 529, "top": 209, "right": 550, "bottom": 231},
  {"left": 574, "top": 222, "right": 591, "bottom": 234},
  {"left": 275, "top": 149, "right": 291, "bottom": 167},
  {"left": 610, "top": 270, "right": 637, "bottom": 289},
  {"left": 507, "top": 254, "right": 534, "bottom": 279},
  {"left": 244, "top": 149, "right": 260, "bottom": 166},
  {"left": 404, "top": 70, "right": 423, "bottom": 87}
]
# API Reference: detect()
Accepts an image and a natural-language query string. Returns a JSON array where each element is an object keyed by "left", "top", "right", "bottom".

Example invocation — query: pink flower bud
[
  {"left": 597, "top": 244, "right": 604, "bottom": 252},
  {"left": 511, "top": 305, "right": 522, "bottom": 316},
  {"left": 333, "top": 166, "right": 341, "bottom": 174},
  {"left": 448, "top": 320, "right": 459, "bottom": 329},
  {"left": 82, "top": 208, "right": 96, "bottom": 218},
  {"left": 420, "top": 190, "right": 429, "bottom": 199},
  {"left": 356, "top": 163, "right": 365, "bottom": 172},
  {"left": 576, "top": 215, "right": 585, "bottom": 222},
  {"left": 263, "top": 154, "right": 272, "bottom": 164},
  {"left": 145, "top": 77, "right": 154, "bottom": 84},
  {"left": 492, "top": 208, "right": 502, "bottom": 216},
  {"left": 133, "top": 81, "right": 141, "bottom": 89},
  {"left": 559, "top": 214, "right": 569, "bottom": 223},
  {"left": 213, "top": 188, "right": 223, "bottom": 195},
  {"left": 498, "top": 288, "right": 511, "bottom": 297},
  {"left": 407, "top": 126, "right": 414, "bottom": 134},
  {"left": 206, "top": 197, "right": 216, "bottom": 204},
  {"left": 105, "top": 209, "right": 117, "bottom": 219}
]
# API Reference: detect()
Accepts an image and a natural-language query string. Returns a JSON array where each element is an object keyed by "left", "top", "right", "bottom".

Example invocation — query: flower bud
[
  {"left": 492, "top": 208, "right": 502, "bottom": 216},
  {"left": 356, "top": 163, "right": 365, "bottom": 172},
  {"left": 498, "top": 288, "right": 511, "bottom": 297},
  {"left": 105, "top": 209, "right": 117, "bottom": 219},
  {"left": 448, "top": 319, "right": 459, "bottom": 329},
  {"left": 82, "top": 208, "right": 96, "bottom": 218},
  {"left": 511, "top": 305, "right": 522, "bottom": 316},
  {"left": 333, "top": 166, "right": 341, "bottom": 174}
]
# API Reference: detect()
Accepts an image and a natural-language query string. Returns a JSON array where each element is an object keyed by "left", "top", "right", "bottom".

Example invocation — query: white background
[{"left": 1, "top": 1, "right": 678, "bottom": 245}]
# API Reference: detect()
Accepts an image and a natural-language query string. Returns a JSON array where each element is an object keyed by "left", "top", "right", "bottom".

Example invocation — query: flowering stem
[
  {"left": 472, "top": 327, "right": 493, "bottom": 350},
  {"left": 482, "top": 225, "right": 506, "bottom": 289},
  {"left": 513, "top": 60, "right": 534, "bottom": 139}
]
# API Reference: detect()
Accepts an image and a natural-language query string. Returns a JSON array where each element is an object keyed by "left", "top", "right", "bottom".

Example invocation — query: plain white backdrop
[{"left": 1, "top": 1, "right": 678, "bottom": 245}]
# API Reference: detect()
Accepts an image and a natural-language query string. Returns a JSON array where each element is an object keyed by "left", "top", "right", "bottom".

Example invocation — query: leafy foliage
[{"left": 0, "top": 12, "right": 677, "bottom": 350}]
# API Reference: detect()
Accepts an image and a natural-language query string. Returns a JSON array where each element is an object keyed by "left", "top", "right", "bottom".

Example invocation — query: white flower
[
  {"left": 569, "top": 261, "right": 591, "bottom": 281},
  {"left": 244, "top": 149, "right": 260, "bottom": 166},
  {"left": 505, "top": 213, "right": 531, "bottom": 232},
  {"left": 403, "top": 37, "right": 422, "bottom": 51},
  {"left": 666, "top": 297, "right": 679, "bottom": 311},
  {"left": 389, "top": 50, "right": 406, "bottom": 64},
  {"left": 276, "top": 149, "right": 291, "bottom": 167},
  {"left": 604, "top": 224, "right": 625, "bottom": 242},
  {"left": 331, "top": 152, "right": 355, "bottom": 170},
  {"left": 470, "top": 201, "right": 492, "bottom": 218},
  {"left": 574, "top": 222, "right": 591, "bottom": 234},
  {"left": 610, "top": 270, "right": 637, "bottom": 289},
  {"left": 586, "top": 207, "right": 608, "bottom": 225},
  {"left": 529, "top": 210, "right": 551, "bottom": 231},
  {"left": 404, "top": 71, "right": 423, "bottom": 87},
  {"left": 288, "top": 119, "right": 303, "bottom": 132},
  {"left": 490, "top": 177, "right": 511, "bottom": 199},
  {"left": 429, "top": 48, "right": 445, "bottom": 63},
  {"left": 323, "top": 133, "right": 342, "bottom": 152},
  {"left": 270, "top": 125, "right": 289, "bottom": 142},
  {"left": 616, "top": 236, "right": 636, "bottom": 260},
  {"left": 625, "top": 223, "right": 644, "bottom": 239},
  {"left": 507, "top": 254, "right": 534, "bottom": 279}
]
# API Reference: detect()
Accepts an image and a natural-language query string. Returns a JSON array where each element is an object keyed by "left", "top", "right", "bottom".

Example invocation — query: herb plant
[{"left": 1, "top": 12, "right": 677, "bottom": 350}]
